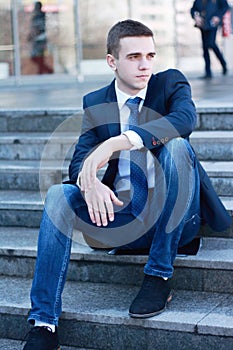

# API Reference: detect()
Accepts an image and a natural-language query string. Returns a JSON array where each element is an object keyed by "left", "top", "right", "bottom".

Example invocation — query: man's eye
[
  {"left": 128, "top": 55, "right": 139, "bottom": 60},
  {"left": 148, "top": 53, "right": 155, "bottom": 59}
]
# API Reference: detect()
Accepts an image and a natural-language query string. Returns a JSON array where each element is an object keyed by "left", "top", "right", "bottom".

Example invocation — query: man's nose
[{"left": 138, "top": 57, "right": 150, "bottom": 69}]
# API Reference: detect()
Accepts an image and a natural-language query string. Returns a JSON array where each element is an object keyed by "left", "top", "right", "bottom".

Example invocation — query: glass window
[{"left": 0, "top": 1, "right": 13, "bottom": 79}]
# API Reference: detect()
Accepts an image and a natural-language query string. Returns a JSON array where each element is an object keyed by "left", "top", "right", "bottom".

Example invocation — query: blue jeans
[{"left": 28, "top": 138, "right": 200, "bottom": 326}]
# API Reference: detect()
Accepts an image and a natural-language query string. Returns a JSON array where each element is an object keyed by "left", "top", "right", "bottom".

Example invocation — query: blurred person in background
[
  {"left": 28, "top": 1, "right": 53, "bottom": 74},
  {"left": 191, "top": 0, "right": 230, "bottom": 79}
]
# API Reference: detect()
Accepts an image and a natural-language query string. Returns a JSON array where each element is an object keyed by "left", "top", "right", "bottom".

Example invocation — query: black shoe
[
  {"left": 223, "top": 66, "right": 228, "bottom": 75},
  {"left": 199, "top": 74, "right": 212, "bottom": 80},
  {"left": 129, "top": 275, "right": 172, "bottom": 318},
  {"left": 22, "top": 326, "right": 60, "bottom": 350}
]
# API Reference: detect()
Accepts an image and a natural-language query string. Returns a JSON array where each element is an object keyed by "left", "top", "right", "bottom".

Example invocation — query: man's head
[
  {"left": 107, "top": 19, "right": 154, "bottom": 59},
  {"left": 34, "top": 2, "right": 42, "bottom": 11},
  {"left": 106, "top": 20, "right": 156, "bottom": 95}
]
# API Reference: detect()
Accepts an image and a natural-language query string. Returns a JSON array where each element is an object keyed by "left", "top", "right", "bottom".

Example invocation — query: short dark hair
[
  {"left": 35, "top": 2, "right": 42, "bottom": 11},
  {"left": 107, "top": 19, "right": 154, "bottom": 58}
]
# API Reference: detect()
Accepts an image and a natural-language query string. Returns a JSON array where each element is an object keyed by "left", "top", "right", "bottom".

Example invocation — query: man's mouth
[{"left": 136, "top": 75, "right": 149, "bottom": 79}]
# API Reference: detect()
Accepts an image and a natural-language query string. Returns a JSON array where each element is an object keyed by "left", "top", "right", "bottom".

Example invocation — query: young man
[{"left": 23, "top": 19, "right": 231, "bottom": 350}]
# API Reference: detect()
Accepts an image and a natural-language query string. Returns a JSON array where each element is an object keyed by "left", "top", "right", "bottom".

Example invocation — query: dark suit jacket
[
  {"left": 191, "top": 0, "right": 230, "bottom": 30},
  {"left": 68, "top": 69, "right": 232, "bottom": 232}
]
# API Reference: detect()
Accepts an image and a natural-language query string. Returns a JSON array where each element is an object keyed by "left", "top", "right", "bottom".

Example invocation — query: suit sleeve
[
  {"left": 216, "top": 0, "right": 230, "bottom": 19},
  {"left": 131, "top": 69, "right": 197, "bottom": 150},
  {"left": 68, "top": 96, "right": 100, "bottom": 182},
  {"left": 190, "top": 1, "right": 198, "bottom": 18}
]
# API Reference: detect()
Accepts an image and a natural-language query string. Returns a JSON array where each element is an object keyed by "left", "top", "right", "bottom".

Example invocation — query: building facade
[{"left": 0, "top": 0, "right": 232, "bottom": 81}]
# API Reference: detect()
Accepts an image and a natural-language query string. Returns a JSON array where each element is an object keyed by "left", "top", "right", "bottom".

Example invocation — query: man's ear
[{"left": 106, "top": 54, "right": 117, "bottom": 71}]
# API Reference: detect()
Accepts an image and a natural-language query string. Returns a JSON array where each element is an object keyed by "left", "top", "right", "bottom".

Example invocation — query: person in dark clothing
[
  {"left": 28, "top": 1, "right": 53, "bottom": 74},
  {"left": 191, "top": 0, "right": 230, "bottom": 79}
]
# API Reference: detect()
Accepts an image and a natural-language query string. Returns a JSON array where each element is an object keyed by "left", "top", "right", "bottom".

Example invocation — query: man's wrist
[{"left": 106, "top": 135, "right": 132, "bottom": 152}]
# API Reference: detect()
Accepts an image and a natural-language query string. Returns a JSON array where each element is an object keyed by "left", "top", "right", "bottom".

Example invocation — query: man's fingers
[
  {"left": 88, "top": 200, "right": 108, "bottom": 227},
  {"left": 98, "top": 200, "right": 108, "bottom": 226},
  {"left": 85, "top": 184, "right": 123, "bottom": 226},
  {"left": 110, "top": 192, "right": 124, "bottom": 207},
  {"left": 105, "top": 200, "right": 114, "bottom": 222},
  {"left": 88, "top": 206, "right": 96, "bottom": 224}
]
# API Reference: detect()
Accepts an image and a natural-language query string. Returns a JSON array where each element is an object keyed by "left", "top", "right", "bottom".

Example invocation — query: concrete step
[
  {"left": 0, "top": 339, "right": 89, "bottom": 350},
  {"left": 0, "top": 190, "right": 43, "bottom": 227},
  {"left": 0, "top": 276, "right": 233, "bottom": 350},
  {"left": 1, "top": 227, "right": 233, "bottom": 294},
  {"left": 0, "top": 132, "right": 77, "bottom": 161},
  {"left": 201, "top": 161, "right": 233, "bottom": 196},
  {"left": 0, "top": 190, "right": 232, "bottom": 234},
  {"left": 0, "top": 159, "right": 232, "bottom": 196},
  {"left": 0, "top": 108, "right": 82, "bottom": 133},
  {"left": 1, "top": 107, "right": 233, "bottom": 132},
  {"left": 1, "top": 130, "right": 233, "bottom": 161},
  {"left": 190, "top": 131, "right": 233, "bottom": 160},
  {"left": 0, "top": 160, "right": 68, "bottom": 191},
  {"left": 196, "top": 107, "right": 233, "bottom": 131}
]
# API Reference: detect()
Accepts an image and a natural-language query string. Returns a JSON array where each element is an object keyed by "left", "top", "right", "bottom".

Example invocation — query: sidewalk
[{"left": 0, "top": 71, "right": 232, "bottom": 110}]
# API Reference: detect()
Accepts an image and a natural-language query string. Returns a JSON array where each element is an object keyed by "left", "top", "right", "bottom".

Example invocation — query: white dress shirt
[{"left": 114, "top": 81, "right": 155, "bottom": 191}]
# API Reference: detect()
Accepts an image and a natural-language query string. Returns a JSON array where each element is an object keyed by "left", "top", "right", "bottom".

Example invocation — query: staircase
[{"left": 0, "top": 107, "right": 233, "bottom": 350}]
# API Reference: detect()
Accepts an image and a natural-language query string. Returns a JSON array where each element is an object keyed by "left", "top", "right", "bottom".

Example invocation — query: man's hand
[
  {"left": 79, "top": 134, "right": 132, "bottom": 191},
  {"left": 79, "top": 141, "right": 113, "bottom": 192},
  {"left": 211, "top": 16, "right": 220, "bottom": 27},
  {"left": 84, "top": 178, "right": 123, "bottom": 226},
  {"left": 194, "top": 14, "right": 204, "bottom": 28},
  {"left": 78, "top": 134, "right": 133, "bottom": 225}
]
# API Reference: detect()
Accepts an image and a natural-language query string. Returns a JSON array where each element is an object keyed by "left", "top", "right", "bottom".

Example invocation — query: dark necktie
[{"left": 126, "top": 97, "right": 148, "bottom": 221}]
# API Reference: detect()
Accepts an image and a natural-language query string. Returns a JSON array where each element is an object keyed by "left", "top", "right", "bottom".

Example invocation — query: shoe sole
[{"left": 128, "top": 294, "right": 172, "bottom": 319}]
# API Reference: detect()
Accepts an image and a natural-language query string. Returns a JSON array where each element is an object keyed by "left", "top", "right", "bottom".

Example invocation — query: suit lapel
[{"left": 105, "top": 80, "right": 121, "bottom": 137}]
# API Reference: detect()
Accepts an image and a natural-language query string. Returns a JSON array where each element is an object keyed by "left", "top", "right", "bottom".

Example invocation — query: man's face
[{"left": 107, "top": 36, "right": 156, "bottom": 95}]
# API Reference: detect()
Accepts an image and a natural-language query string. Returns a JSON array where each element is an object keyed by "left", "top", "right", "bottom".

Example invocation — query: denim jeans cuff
[
  {"left": 28, "top": 314, "right": 58, "bottom": 327},
  {"left": 144, "top": 265, "right": 173, "bottom": 279}
]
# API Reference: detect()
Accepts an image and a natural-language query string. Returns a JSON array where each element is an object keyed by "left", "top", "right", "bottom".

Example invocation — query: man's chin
[{"left": 134, "top": 82, "right": 148, "bottom": 90}]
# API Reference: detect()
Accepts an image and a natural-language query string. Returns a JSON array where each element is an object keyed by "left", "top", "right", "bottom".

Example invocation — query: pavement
[{"left": 0, "top": 70, "right": 232, "bottom": 110}]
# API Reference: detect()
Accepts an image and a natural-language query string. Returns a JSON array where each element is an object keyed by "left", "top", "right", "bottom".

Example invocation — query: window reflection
[
  {"left": 19, "top": 0, "right": 76, "bottom": 76},
  {"left": 0, "top": 1, "right": 13, "bottom": 79}
]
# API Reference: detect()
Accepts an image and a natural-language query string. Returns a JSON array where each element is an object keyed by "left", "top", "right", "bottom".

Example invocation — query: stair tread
[
  {"left": 190, "top": 130, "right": 233, "bottom": 140},
  {"left": 0, "top": 132, "right": 77, "bottom": 144},
  {"left": 0, "top": 275, "right": 233, "bottom": 337},
  {"left": 0, "top": 159, "right": 232, "bottom": 176},
  {"left": 0, "top": 159, "right": 69, "bottom": 171},
  {"left": 1, "top": 227, "right": 233, "bottom": 270},
  {"left": 0, "top": 339, "right": 88, "bottom": 350},
  {"left": 0, "top": 130, "right": 233, "bottom": 140},
  {"left": 9, "top": 190, "right": 233, "bottom": 212},
  {"left": 201, "top": 161, "right": 233, "bottom": 176},
  {"left": 0, "top": 187, "right": 232, "bottom": 204},
  {"left": 0, "top": 190, "right": 43, "bottom": 209}
]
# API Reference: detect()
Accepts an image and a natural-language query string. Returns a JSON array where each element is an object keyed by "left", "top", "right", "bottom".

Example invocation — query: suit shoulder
[
  {"left": 154, "top": 68, "right": 187, "bottom": 81},
  {"left": 83, "top": 80, "right": 115, "bottom": 108}
]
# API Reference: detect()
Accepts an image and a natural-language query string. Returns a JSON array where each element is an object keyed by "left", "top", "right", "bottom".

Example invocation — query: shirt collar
[{"left": 115, "top": 81, "right": 147, "bottom": 110}]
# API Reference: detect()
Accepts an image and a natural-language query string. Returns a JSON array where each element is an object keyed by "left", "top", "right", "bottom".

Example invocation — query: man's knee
[
  {"left": 166, "top": 137, "right": 190, "bottom": 154},
  {"left": 45, "top": 184, "right": 76, "bottom": 210},
  {"left": 46, "top": 184, "right": 64, "bottom": 205},
  {"left": 163, "top": 138, "right": 195, "bottom": 168},
  {"left": 46, "top": 183, "right": 84, "bottom": 213}
]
